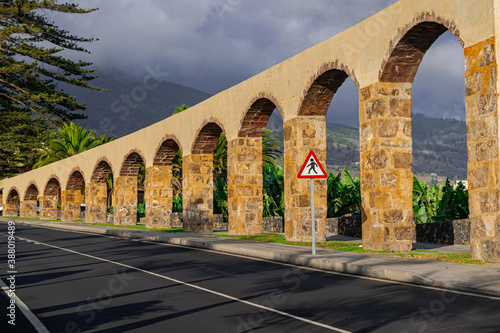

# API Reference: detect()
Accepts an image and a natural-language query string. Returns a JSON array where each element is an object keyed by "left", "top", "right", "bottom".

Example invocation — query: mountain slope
[{"left": 68, "top": 69, "right": 212, "bottom": 137}]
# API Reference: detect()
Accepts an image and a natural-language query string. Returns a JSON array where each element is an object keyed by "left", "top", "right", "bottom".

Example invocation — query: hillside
[
  {"left": 68, "top": 69, "right": 212, "bottom": 137},
  {"left": 265, "top": 112, "right": 467, "bottom": 179}
]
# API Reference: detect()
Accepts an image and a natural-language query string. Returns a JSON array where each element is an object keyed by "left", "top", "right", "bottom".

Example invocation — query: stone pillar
[
  {"left": 182, "top": 154, "right": 213, "bottom": 233},
  {"left": 39, "top": 195, "right": 58, "bottom": 220},
  {"left": 145, "top": 165, "right": 173, "bottom": 228},
  {"left": 20, "top": 200, "right": 37, "bottom": 218},
  {"left": 61, "top": 190, "right": 82, "bottom": 221},
  {"left": 114, "top": 176, "right": 137, "bottom": 225},
  {"left": 227, "top": 137, "right": 263, "bottom": 235},
  {"left": 85, "top": 183, "right": 108, "bottom": 224},
  {"left": 465, "top": 37, "right": 500, "bottom": 261},
  {"left": 359, "top": 82, "right": 413, "bottom": 252},
  {"left": 5, "top": 202, "right": 18, "bottom": 217},
  {"left": 283, "top": 116, "right": 327, "bottom": 242}
]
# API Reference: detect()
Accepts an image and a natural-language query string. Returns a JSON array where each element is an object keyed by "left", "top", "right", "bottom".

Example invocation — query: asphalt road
[{"left": 0, "top": 222, "right": 500, "bottom": 333}]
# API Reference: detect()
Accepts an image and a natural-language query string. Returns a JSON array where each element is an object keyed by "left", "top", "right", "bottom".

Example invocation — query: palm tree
[
  {"left": 33, "top": 122, "right": 115, "bottom": 168},
  {"left": 213, "top": 133, "right": 227, "bottom": 179},
  {"left": 262, "top": 129, "right": 282, "bottom": 166}
]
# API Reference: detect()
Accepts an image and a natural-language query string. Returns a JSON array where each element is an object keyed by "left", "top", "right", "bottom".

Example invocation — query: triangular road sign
[{"left": 297, "top": 151, "right": 327, "bottom": 178}]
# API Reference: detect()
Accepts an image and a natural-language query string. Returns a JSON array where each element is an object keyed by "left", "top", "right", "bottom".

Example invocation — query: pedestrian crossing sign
[{"left": 297, "top": 151, "right": 327, "bottom": 178}]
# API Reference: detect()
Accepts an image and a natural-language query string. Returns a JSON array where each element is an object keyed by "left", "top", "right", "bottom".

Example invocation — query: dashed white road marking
[{"left": 10, "top": 234, "right": 352, "bottom": 333}]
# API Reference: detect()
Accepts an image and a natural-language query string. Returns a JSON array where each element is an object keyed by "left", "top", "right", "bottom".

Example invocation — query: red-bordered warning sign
[{"left": 297, "top": 151, "right": 327, "bottom": 178}]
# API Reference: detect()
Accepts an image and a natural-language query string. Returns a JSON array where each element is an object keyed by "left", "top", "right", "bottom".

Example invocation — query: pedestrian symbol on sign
[{"left": 298, "top": 151, "right": 327, "bottom": 178}]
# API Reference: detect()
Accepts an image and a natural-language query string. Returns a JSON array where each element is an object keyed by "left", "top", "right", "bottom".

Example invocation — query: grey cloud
[{"left": 54, "top": 0, "right": 464, "bottom": 125}]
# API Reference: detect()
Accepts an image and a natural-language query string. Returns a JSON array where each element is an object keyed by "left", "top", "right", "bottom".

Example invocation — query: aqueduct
[{"left": 1, "top": 0, "right": 500, "bottom": 261}]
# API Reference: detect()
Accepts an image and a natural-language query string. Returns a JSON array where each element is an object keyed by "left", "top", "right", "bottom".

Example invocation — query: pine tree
[{"left": 0, "top": 0, "right": 98, "bottom": 178}]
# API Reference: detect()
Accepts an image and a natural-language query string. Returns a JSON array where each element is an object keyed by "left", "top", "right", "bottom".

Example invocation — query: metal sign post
[
  {"left": 297, "top": 151, "right": 327, "bottom": 256},
  {"left": 311, "top": 178, "right": 315, "bottom": 255}
]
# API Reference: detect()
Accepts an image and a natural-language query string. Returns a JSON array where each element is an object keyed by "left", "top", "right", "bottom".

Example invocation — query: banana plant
[
  {"left": 327, "top": 169, "right": 361, "bottom": 218},
  {"left": 262, "top": 164, "right": 284, "bottom": 217}
]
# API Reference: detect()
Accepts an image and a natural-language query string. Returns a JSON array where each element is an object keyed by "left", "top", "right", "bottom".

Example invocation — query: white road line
[
  {"left": 13, "top": 235, "right": 351, "bottom": 333},
  {"left": 3, "top": 222, "right": 500, "bottom": 301},
  {"left": 0, "top": 278, "right": 50, "bottom": 333}
]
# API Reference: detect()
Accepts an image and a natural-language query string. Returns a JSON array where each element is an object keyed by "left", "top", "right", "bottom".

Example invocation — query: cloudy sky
[{"left": 52, "top": 0, "right": 465, "bottom": 127}]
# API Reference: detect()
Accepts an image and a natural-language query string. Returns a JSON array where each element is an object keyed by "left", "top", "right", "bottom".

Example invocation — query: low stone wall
[
  {"left": 171, "top": 212, "right": 183, "bottom": 228},
  {"left": 326, "top": 214, "right": 362, "bottom": 238},
  {"left": 214, "top": 214, "right": 228, "bottom": 231},
  {"left": 415, "top": 219, "right": 470, "bottom": 245},
  {"left": 262, "top": 216, "right": 284, "bottom": 233}
]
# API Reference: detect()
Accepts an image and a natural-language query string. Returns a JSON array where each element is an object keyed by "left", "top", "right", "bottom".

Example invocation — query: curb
[{"left": 3, "top": 218, "right": 500, "bottom": 298}]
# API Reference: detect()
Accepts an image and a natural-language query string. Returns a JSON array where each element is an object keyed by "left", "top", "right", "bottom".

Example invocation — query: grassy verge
[
  {"left": 218, "top": 233, "right": 496, "bottom": 264},
  {"left": 218, "top": 233, "right": 384, "bottom": 253},
  {"left": 3, "top": 217, "right": 494, "bottom": 264},
  {"left": 394, "top": 253, "right": 494, "bottom": 265}
]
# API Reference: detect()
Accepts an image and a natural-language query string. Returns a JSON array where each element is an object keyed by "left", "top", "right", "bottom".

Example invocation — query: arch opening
[
  {"left": 41, "top": 178, "right": 61, "bottom": 220},
  {"left": 24, "top": 184, "right": 39, "bottom": 201},
  {"left": 380, "top": 21, "right": 459, "bottom": 83},
  {"left": 361, "top": 20, "right": 469, "bottom": 252},
  {"left": 228, "top": 97, "right": 285, "bottom": 235},
  {"left": 63, "top": 170, "right": 86, "bottom": 221},
  {"left": 192, "top": 122, "right": 224, "bottom": 155},
  {"left": 6, "top": 188, "right": 20, "bottom": 216},
  {"left": 145, "top": 138, "right": 183, "bottom": 228},
  {"left": 184, "top": 122, "right": 227, "bottom": 233},
  {"left": 299, "top": 69, "right": 350, "bottom": 117},
  {"left": 87, "top": 160, "right": 114, "bottom": 224},
  {"left": 114, "top": 151, "right": 145, "bottom": 225},
  {"left": 22, "top": 184, "right": 39, "bottom": 218}
]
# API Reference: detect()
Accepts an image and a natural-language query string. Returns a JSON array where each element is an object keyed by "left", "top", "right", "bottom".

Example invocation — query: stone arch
[
  {"left": 120, "top": 149, "right": 146, "bottom": 176},
  {"left": 379, "top": 14, "right": 464, "bottom": 83},
  {"left": 24, "top": 183, "right": 39, "bottom": 201},
  {"left": 6, "top": 187, "right": 20, "bottom": 205},
  {"left": 298, "top": 62, "right": 359, "bottom": 117},
  {"left": 238, "top": 93, "right": 283, "bottom": 138},
  {"left": 66, "top": 168, "right": 86, "bottom": 191},
  {"left": 5, "top": 187, "right": 20, "bottom": 216},
  {"left": 154, "top": 135, "right": 182, "bottom": 166},
  {"left": 43, "top": 176, "right": 61, "bottom": 196},
  {"left": 90, "top": 157, "right": 114, "bottom": 184},
  {"left": 191, "top": 119, "right": 226, "bottom": 154}
]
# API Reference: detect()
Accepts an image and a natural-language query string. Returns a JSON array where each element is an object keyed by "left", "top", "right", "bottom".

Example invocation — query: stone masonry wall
[
  {"left": 145, "top": 165, "right": 173, "bottom": 228},
  {"left": 465, "top": 37, "right": 500, "bottom": 261},
  {"left": 171, "top": 212, "right": 182, "bottom": 228},
  {"left": 182, "top": 154, "right": 214, "bottom": 233},
  {"left": 284, "top": 116, "right": 327, "bottom": 242},
  {"left": 5, "top": 203, "right": 18, "bottom": 217},
  {"left": 228, "top": 137, "right": 263, "bottom": 235},
  {"left": 415, "top": 219, "right": 470, "bottom": 245},
  {"left": 359, "top": 82, "right": 414, "bottom": 252},
  {"left": 213, "top": 214, "right": 228, "bottom": 231},
  {"left": 114, "top": 176, "right": 137, "bottom": 225},
  {"left": 61, "top": 189, "right": 83, "bottom": 221},
  {"left": 20, "top": 200, "right": 37, "bottom": 218},
  {"left": 39, "top": 195, "right": 58, "bottom": 220},
  {"left": 85, "top": 183, "right": 108, "bottom": 224},
  {"left": 262, "top": 216, "right": 284, "bottom": 233},
  {"left": 327, "top": 215, "right": 362, "bottom": 238}
]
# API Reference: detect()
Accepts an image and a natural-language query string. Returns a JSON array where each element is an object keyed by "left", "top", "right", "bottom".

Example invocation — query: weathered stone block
[
  {"left": 183, "top": 154, "right": 214, "bottom": 233},
  {"left": 284, "top": 116, "right": 327, "bottom": 242}
]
